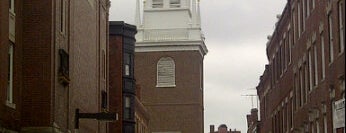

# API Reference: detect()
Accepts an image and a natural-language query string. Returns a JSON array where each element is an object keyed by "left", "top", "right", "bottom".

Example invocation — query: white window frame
[
  {"left": 328, "top": 14, "right": 334, "bottom": 63},
  {"left": 9, "top": 0, "right": 16, "bottom": 42},
  {"left": 6, "top": 43, "right": 15, "bottom": 109},
  {"left": 321, "top": 33, "right": 326, "bottom": 80},
  {"left": 307, "top": 0, "right": 310, "bottom": 16},
  {"left": 308, "top": 49, "right": 313, "bottom": 92},
  {"left": 298, "top": 2, "right": 302, "bottom": 37},
  {"left": 156, "top": 57, "right": 176, "bottom": 88},
  {"left": 60, "top": 0, "right": 66, "bottom": 33},
  {"left": 313, "top": 44, "right": 319, "bottom": 86},
  {"left": 316, "top": 120, "right": 320, "bottom": 133},
  {"left": 288, "top": 28, "right": 292, "bottom": 64},
  {"left": 9, "top": 0, "right": 15, "bottom": 13},
  {"left": 302, "top": 0, "right": 306, "bottom": 31},
  {"left": 338, "top": 1, "right": 345, "bottom": 54},
  {"left": 299, "top": 68, "right": 304, "bottom": 106}
]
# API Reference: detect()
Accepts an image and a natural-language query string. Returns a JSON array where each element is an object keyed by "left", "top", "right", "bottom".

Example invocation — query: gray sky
[{"left": 109, "top": 0, "right": 287, "bottom": 132}]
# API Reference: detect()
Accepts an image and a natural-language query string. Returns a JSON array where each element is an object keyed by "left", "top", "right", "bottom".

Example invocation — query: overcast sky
[{"left": 109, "top": 0, "right": 287, "bottom": 132}]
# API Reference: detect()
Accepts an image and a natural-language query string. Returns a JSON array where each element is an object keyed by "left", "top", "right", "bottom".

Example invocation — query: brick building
[
  {"left": 246, "top": 108, "right": 260, "bottom": 133},
  {"left": 135, "top": 84, "right": 150, "bottom": 133},
  {"left": 209, "top": 124, "right": 241, "bottom": 133},
  {"left": 134, "top": 0, "right": 208, "bottom": 132},
  {"left": 109, "top": 21, "right": 138, "bottom": 133},
  {"left": 0, "top": 0, "right": 111, "bottom": 132},
  {"left": 257, "top": 0, "right": 345, "bottom": 133}
]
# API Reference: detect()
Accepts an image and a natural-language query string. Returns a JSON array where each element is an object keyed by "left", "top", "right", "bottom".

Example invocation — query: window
[
  {"left": 313, "top": 44, "right": 318, "bottom": 86},
  {"left": 307, "top": 0, "right": 310, "bottom": 16},
  {"left": 124, "top": 96, "right": 132, "bottom": 120},
  {"left": 316, "top": 120, "right": 320, "bottom": 133},
  {"left": 9, "top": 0, "right": 14, "bottom": 13},
  {"left": 295, "top": 72, "right": 300, "bottom": 109},
  {"left": 299, "top": 67, "right": 303, "bottom": 107},
  {"left": 152, "top": 0, "right": 163, "bottom": 8},
  {"left": 7, "top": 42, "right": 14, "bottom": 106},
  {"left": 59, "top": 49, "right": 69, "bottom": 77},
  {"left": 9, "top": 0, "right": 15, "bottom": 42},
  {"left": 124, "top": 53, "right": 132, "bottom": 76},
  {"left": 340, "top": 78, "right": 345, "bottom": 95},
  {"left": 60, "top": 0, "right": 66, "bottom": 33},
  {"left": 170, "top": 0, "right": 180, "bottom": 8},
  {"left": 102, "top": 50, "right": 106, "bottom": 79},
  {"left": 298, "top": 2, "right": 302, "bottom": 37},
  {"left": 280, "top": 45, "right": 284, "bottom": 74},
  {"left": 101, "top": 91, "right": 107, "bottom": 109},
  {"left": 302, "top": 0, "right": 306, "bottom": 31},
  {"left": 157, "top": 57, "right": 176, "bottom": 87},
  {"left": 308, "top": 49, "right": 313, "bottom": 92},
  {"left": 293, "top": 8, "right": 297, "bottom": 44},
  {"left": 321, "top": 33, "right": 326, "bottom": 80},
  {"left": 288, "top": 29, "right": 292, "bottom": 64},
  {"left": 338, "top": 1, "right": 345, "bottom": 53},
  {"left": 323, "top": 114, "right": 327, "bottom": 133},
  {"left": 291, "top": 98, "right": 294, "bottom": 129},
  {"left": 304, "top": 62, "right": 308, "bottom": 102},
  {"left": 328, "top": 14, "right": 334, "bottom": 63}
]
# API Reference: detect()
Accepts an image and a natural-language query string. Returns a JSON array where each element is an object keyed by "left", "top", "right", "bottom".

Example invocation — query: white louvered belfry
[{"left": 157, "top": 57, "right": 176, "bottom": 87}]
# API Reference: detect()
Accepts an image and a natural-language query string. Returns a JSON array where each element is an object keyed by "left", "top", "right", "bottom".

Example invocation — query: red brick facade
[
  {"left": 109, "top": 21, "right": 137, "bottom": 133},
  {"left": 257, "top": 0, "right": 345, "bottom": 133},
  {"left": 135, "top": 51, "right": 205, "bottom": 133},
  {"left": 246, "top": 108, "right": 260, "bottom": 133},
  {"left": 0, "top": 0, "right": 111, "bottom": 132}
]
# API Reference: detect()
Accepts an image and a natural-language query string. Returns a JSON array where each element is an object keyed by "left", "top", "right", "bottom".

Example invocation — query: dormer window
[
  {"left": 152, "top": 0, "right": 163, "bottom": 8},
  {"left": 170, "top": 0, "right": 180, "bottom": 8}
]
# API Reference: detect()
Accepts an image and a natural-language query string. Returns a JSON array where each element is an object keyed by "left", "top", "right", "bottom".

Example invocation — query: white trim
[
  {"left": 136, "top": 41, "right": 207, "bottom": 57},
  {"left": 6, "top": 43, "right": 14, "bottom": 109}
]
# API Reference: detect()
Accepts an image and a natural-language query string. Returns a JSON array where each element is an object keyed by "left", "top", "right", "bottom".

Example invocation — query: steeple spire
[
  {"left": 196, "top": 0, "right": 201, "bottom": 27},
  {"left": 135, "top": 0, "right": 141, "bottom": 26}
]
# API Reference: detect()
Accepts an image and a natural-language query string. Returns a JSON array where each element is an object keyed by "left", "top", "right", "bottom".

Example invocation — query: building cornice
[{"left": 135, "top": 40, "right": 208, "bottom": 57}]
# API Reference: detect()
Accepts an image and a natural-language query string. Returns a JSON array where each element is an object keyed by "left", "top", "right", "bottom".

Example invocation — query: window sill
[
  {"left": 338, "top": 50, "right": 344, "bottom": 56},
  {"left": 5, "top": 101, "right": 16, "bottom": 109},
  {"left": 156, "top": 84, "right": 176, "bottom": 88}
]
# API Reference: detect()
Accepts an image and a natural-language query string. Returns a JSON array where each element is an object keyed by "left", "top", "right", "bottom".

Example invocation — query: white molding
[
  {"left": 5, "top": 101, "right": 16, "bottom": 109},
  {"left": 9, "top": 11, "right": 16, "bottom": 43},
  {"left": 136, "top": 40, "right": 208, "bottom": 57}
]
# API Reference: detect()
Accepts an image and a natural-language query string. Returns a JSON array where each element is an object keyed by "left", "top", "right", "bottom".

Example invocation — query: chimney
[
  {"left": 210, "top": 125, "right": 215, "bottom": 133},
  {"left": 251, "top": 108, "right": 259, "bottom": 122}
]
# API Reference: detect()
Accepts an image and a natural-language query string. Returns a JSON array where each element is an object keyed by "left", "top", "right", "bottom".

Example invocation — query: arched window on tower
[{"left": 157, "top": 57, "right": 176, "bottom": 87}]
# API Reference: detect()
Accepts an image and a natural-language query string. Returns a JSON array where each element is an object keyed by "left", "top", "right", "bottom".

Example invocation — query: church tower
[{"left": 134, "top": 0, "right": 207, "bottom": 132}]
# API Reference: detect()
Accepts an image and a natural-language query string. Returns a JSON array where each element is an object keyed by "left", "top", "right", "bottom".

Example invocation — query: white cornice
[{"left": 135, "top": 40, "right": 208, "bottom": 57}]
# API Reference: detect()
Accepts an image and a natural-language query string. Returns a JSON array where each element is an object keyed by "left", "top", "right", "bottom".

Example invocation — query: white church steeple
[{"left": 135, "top": 0, "right": 207, "bottom": 56}]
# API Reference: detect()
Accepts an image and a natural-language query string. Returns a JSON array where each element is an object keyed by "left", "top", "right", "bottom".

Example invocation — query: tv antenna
[{"left": 241, "top": 94, "right": 258, "bottom": 109}]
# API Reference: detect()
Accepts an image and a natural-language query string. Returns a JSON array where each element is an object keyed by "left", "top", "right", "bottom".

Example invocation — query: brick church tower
[{"left": 134, "top": 0, "right": 208, "bottom": 132}]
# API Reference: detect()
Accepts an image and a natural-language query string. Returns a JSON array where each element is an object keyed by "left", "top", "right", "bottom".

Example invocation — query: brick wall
[
  {"left": 135, "top": 51, "right": 204, "bottom": 133},
  {"left": 109, "top": 35, "right": 123, "bottom": 133},
  {"left": 1, "top": 0, "right": 110, "bottom": 132},
  {"left": 0, "top": 0, "right": 10, "bottom": 129},
  {"left": 257, "top": 0, "right": 345, "bottom": 133}
]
